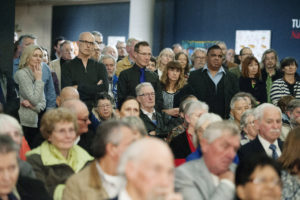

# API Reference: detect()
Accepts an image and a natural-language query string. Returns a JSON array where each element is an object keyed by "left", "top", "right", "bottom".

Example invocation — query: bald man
[
  {"left": 56, "top": 86, "right": 80, "bottom": 106},
  {"left": 61, "top": 32, "right": 108, "bottom": 111},
  {"left": 61, "top": 99, "right": 93, "bottom": 153}
]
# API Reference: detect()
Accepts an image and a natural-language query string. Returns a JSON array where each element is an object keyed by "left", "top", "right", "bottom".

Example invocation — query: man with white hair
[
  {"left": 116, "top": 41, "right": 127, "bottom": 61},
  {"left": 238, "top": 103, "right": 283, "bottom": 162},
  {"left": 190, "top": 48, "right": 207, "bottom": 71},
  {"left": 175, "top": 121, "right": 240, "bottom": 200},
  {"left": 115, "top": 138, "right": 182, "bottom": 200},
  {"left": 102, "top": 45, "right": 118, "bottom": 61}
]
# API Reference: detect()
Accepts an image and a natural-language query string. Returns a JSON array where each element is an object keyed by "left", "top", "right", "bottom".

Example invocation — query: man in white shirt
[{"left": 238, "top": 103, "right": 283, "bottom": 162}]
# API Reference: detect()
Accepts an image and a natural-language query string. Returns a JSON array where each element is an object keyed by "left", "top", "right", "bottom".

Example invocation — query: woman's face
[
  {"left": 42, "top": 50, "right": 49, "bottom": 64},
  {"left": 160, "top": 52, "right": 174, "bottom": 66},
  {"left": 248, "top": 60, "right": 259, "bottom": 78},
  {"left": 282, "top": 62, "right": 297, "bottom": 76},
  {"left": 237, "top": 166, "right": 282, "bottom": 200},
  {"left": 243, "top": 115, "right": 258, "bottom": 140},
  {"left": 177, "top": 54, "right": 188, "bottom": 69},
  {"left": 48, "top": 121, "right": 77, "bottom": 152},
  {"left": 167, "top": 68, "right": 180, "bottom": 82},
  {"left": 97, "top": 99, "right": 113, "bottom": 120},
  {"left": 27, "top": 49, "right": 43, "bottom": 68}
]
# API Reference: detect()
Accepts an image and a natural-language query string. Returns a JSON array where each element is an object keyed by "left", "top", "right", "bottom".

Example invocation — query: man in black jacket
[{"left": 117, "top": 41, "right": 163, "bottom": 111}]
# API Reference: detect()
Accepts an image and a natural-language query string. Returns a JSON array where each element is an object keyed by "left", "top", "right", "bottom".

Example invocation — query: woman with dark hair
[
  {"left": 239, "top": 56, "right": 267, "bottom": 104},
  {"left": 235, "top": 155, "right": 282, "bottom": 200},
  {"left": 175, "top": 52, "right": 190, "bottom": 79},
  {"left": 160, "top": 61, "right": 186, "bottom": 117},
  {"left": 271, "top": 57, "right": 300, "bottom": 105},
  {"left": 278, "top": 127, "right": 300, "bottom": 199}
]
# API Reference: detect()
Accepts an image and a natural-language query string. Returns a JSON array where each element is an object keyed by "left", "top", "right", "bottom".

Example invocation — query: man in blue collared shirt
[{"left": 178, "top": 45, "right": 239, "bottom": 118}]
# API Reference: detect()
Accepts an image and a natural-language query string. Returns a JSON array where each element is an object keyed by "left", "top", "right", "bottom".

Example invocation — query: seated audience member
[
  {"left": 116, "top": 138, "right": 182, "bottom": 200},
  {"left": 50, "top": 40, "right": 75, "bottom": 92},
  {"left": 91, "top": 42, "right": 101, "bottom": 62},
  {"left": 233, "top": 92, "right": 257, "bottom": 109},
  {"left": 136, "top": 82, "right": 177, "bottom": 138},
  {"left": 238, "top": 103, "right": 283, "bottom": 163},
  {"left": 185, "top": 112, "right": 222, "bottom": 162},
  {"left": 235, "top": 155, "right": 282, "bottom": 200},
  {"left": 0, "top": 114, "right": 35, "bottom": 178},
  {"left": 156, "top": 48, "right": 175, "bottom": 78},
  {"left": 175, "top": 52, "right": 189, "bottom": 79},
  {"left": 121, "top": 116, "right": 148, "bottom": 137},
  {"left": 260, "top": 49, "right": 282, "bottom": 103},
  {"left": 100, "top": 55, "right": 118, "bottom": 106},
  {"left": 277, "top": 95, "right": 295, "bottom": 124},
  {"left": 90, "top": 92, "right": 116, "bottom": 130},
  {"left": 175, "top": 121, "right": 240, "bottom": 200},
  {"left": 56, "top": 86, "right": 80, "bottom": 107},
  {"left": 61, "top": 99, "right": 93, "bottom": 153},
  {"left": 271, "top": 57, "right": 300, "bottom": 105},
  {"left": 170, "top": 101, "right": 208, "bottom": 164},
  {"left": 230, "top": 95, "right": 250, "bottom": 128},
  {"left": 116, "top": 41, "right": 127, "bottom": 61},
  {"left": 63, "top": 120, "right": 138, "bottom": 200},
  {"left": 161, "top": 61, "right": 186, "bottom": 117},
  {"left": 26, "top": 108, "right": 93, "bottom": 200},
  {"left": 239, "top": 56, "right": 267, "bottom": 104},
  {"left": 0, "top": 135, "right": 52, "bottom": 200},
  {"left": 61, "top": 32, "right": 108, "bottom": 111},
  {"left": 119, "top": 96, "right": 140, "bottom": 118},
  {"left": 102, "top": 45, "right": 118, "bottom": 61},
  {"left": 216, "top": 41, "right": 238, "bottom": 69},
  {"left": 239, "top": 109, "right": 258, "bottom": 145},
  {"left": 14, "top": 44, "right": 46, "bottom": 149},
  {"left": 115, "top": 38, "right": 138, "bottom": 77},
  {"left": 229, "top": 47, "right": 253, "bottom": 78},
  {"left": 146, "top": 56, "right": 157, "bottom": 72},
  {"left": 190, "top": 48, "right": 206, "bottom": 71},
  {"left": 278, "top": 127, "right": 300, "bottom": 199},
  {"left": 117, "top": 41, "right": 163, "bottom": 111}
]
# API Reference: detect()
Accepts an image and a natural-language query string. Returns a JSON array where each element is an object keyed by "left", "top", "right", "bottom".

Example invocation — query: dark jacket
[
  {"left": 169, "top": 131, "right": 191, "bottom": 159},
  {"left": 239, "top": 76, "right": 267, "bottom": 103},
  {"left": 117, "top": 64, "right": 163, "bottom": 111},
  {"left": 261, "top": 67, "right": 282, "bottom": 82}
]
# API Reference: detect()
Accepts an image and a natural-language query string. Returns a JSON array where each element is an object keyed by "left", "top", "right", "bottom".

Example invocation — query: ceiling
[{"left": 16, "top": 0, "right": 129, "bottom": 6}]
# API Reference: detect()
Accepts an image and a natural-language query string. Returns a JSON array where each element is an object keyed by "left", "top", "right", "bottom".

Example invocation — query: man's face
[
  {"left": 239, "top": 48, "right": 253, "bottom": 63},
  {"left": 134, "top": 45, "right": 151, "bottom": 67},
  {"left": 78, "top": 33, "right": 95, "bottom": 57},
  {"left": 113, "top": 126, "right": 136, "bottom": 161},
  {"left": 127, "top": 40, "right": 138, "bottom": 57},
  {"left": 217, "top": 43, "right": 227, "bottom": 58},
  {"left": 127, "top": 144, "right": 174, "bottom": 199},
  {"left": 20, "top": 37, "right": 36, "bottom": 53},
  {"left": 96, "top": 99, "right": 113, "bottom": 120},
  {"left": 257, "top": 107, "right": 281, "bottom": 143},
  {"left": 137, "top": 86, "right": 155, "bottom": 110},
  {"left": 230, "top": 99, "right": 250, "bottom": 123},
  {"left": 193, "top": 51, "right": 206, "bottom": 68},
  {"left": 55, "top": 40, "right": 65, "bottom": 56},
  {"left": 264, "top": 52, "right": 277, "bottom": 69},
  {"left": 0, "top": 152, "right": 19, "bottom": 198},
  {"left": 94, "top": 35, "right": 103, "bottom": 45},
  {"left": 117, "top": 42, "right": 127, "bottom": 57},
  {"left": 201, "top": 132, "right": 240, "bottom": 175},
  {"left": 288, "top": 107, "right": 300, "bottom": 126},
  {"left": 61, "top": 43, "right": 74, "bottom": 61},
  {"left": 102, "top": 58, "right": 116, "bottom": 78},
  {"left": 120, "top": 99, "right": 140, "bottom": 118},
  {"left": 77, "top": 107, "right": 91, "bottom": 134},
  {"left": 207, "top": 49, "right": 223, "bottom": 71}
]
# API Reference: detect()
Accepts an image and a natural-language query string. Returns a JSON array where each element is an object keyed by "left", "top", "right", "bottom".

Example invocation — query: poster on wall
[
  {"left": 107, "top": 36, "right": 126, "bottom": 46},
  {"left": 235, "top": 30, "right": 271, "bottom": 62}
]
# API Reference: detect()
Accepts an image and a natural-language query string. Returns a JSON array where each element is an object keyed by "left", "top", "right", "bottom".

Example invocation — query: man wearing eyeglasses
[
  {"left": 117, "top": 41, "right": 163, "bottom": 111},
  {"left": 229, "top": 47, "right": 253, "bottom": 78},
  {"left": 61, "top": 32, "right": 108, "bottom": 111}
]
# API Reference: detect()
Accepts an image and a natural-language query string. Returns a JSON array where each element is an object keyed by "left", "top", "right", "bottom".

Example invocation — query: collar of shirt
[
  {"left": 258, "top": 135, "right": 281, "bottom": 157},
  {"left": 141, "top": 108, "right": 155, "bottom": 120},
  {"left": 210, "top": 172, "right": 220, "bottom": 187},
  {"left": 203, "top": 64, "right": 226, "bottom": 86},
  {"left": 128, "top": 56, "right": 134, "bottom": 65},
  {"left": 96, "top": 162, "right": 126, "bottom": 198},
  {"left": 118, "top": 187, "right": 132, "bottom": 200}
]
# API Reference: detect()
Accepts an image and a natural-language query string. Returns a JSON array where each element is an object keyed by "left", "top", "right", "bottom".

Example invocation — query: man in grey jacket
[{"left": 175, "top": 121, "right": 240, "bottom": 200}]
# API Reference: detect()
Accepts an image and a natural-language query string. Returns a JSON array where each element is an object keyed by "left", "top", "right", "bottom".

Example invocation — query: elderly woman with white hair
[
  {"left": 169, "top": 100, "right": 208, "bottom": 166},
  {"left": 14, "top": 44, "right": 46, "bottom": 149},
  {"left": 239, "top": 109, "right": 258, "bottom": 145}
]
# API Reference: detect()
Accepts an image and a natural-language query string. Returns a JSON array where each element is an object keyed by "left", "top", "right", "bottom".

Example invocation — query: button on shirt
[
  {"left": 96, "top": 162, "right": 126, "bottom": 198},
  {"left": 258, "top": 135, "right": 281, "bottom": 158},
  {"left": 203, "top": 65, "right": 226, "bottom": 87}
]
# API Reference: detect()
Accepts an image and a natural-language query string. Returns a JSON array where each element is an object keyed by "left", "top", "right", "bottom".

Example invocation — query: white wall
[{"left": 15, "top": 5, "right": 52, "bottom": 52}]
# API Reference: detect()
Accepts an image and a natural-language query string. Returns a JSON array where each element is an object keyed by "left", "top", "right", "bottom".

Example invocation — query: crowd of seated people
[{"left": 1, "top": 30, "right": 300, "bottom": 200}]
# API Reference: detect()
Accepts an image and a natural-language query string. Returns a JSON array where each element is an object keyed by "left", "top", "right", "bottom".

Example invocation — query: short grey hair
[
  {"left": 59, "top": 40, "right": 73, "bottom": 51},
  {"left": 126, "top": 38, "right": 138, "bottom": 47},
  {"left": 286, "top": 99, "right": 300, "bottom": 113},
  {"left": 121, "top": 116, "right": 147, "bottom": 136},
  {"left": 100, "top": 54, "right": 116, "bottom": 65},
  {"left": 102, "top": 45, "right": 118, "bottom": 59},
  {"left": 195, "top": 113, "right": 222, "bottom": 131},
  {"left": 135, "top": 82, "right": 153, "bottom": 96},
  {"left": 230, "top": 96, "right": 247, "bottom": 110},
  {"left": 19, "top": 34, "right": 37, "bottom": 45},
  {"left": 202, "top": 121, "right": 240, "bottom": 143},
  {"left": 0, "top": 114, "right": 23, "bottom": 136},
  {"left": 191, "top": 48, "right": 207, "bottom": 62},
  {"left": 260, "top": 49, "right": 280, "bottom": 69},
  {"left": 254, "top": 103, "right": 282, "bottom": 120},
  {"left": 184, "top": 101, "right": 209, "bottom": 117},
  {"left": 0, "top": 135, "right": 19, "bottom": 154},
  {"left": 91, "top": 31, "right": 103, "bottom": 38},
  {"left": 240, "top": 109, "right": 255, "bottom": 130}
]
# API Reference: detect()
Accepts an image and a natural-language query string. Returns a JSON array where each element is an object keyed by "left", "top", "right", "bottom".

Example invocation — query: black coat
[
  {"left": 169, "top": 131, "right": 191, "bottom": 159},
  {"left": 239, "top": 76, "right": 267, "bottom": 103}
]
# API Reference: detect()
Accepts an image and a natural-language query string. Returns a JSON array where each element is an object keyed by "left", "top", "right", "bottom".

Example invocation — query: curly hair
[{"left": 160, "top": 60, "right": 186, "bottom": 91}]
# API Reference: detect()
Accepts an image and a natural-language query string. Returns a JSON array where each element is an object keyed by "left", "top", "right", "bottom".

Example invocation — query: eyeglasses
[
  {"left": 78, "top": 118, "right": 90, "bottom": 123},
  {"left": 242, "top": 53, "right": 253, "bottom": 56},
  {"left": 248, "top": 177, "right": 281, "bottom": 187},
  {"left": 138, "top": 52, "right": 152, "bottom": 57},
  {"left": 139, "top": 92, "right": 155, "bottom": 97},
  {"left": 79, "top": 40, "right": 94, "bottom": 46},
  {"left": 95, "top": 41, "right": 103, "bottom": 45},
  {"left": 97, "top": 104, "right": 112, "bottom": 109}
]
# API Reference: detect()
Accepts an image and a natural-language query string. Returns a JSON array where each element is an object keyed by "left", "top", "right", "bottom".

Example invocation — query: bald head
[
  {"left": 78, "top": 32, "right": 95, "bottom": 58},
  {"left": 56, "top": 87, "right": 79, "bottom": 107}
]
